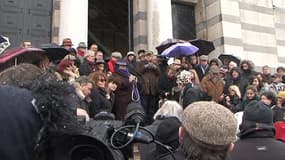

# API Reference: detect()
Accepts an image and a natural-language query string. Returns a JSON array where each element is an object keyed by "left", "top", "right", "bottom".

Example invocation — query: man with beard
[{"left": 201, "top": 65, "right": 225, "bottom": 103}]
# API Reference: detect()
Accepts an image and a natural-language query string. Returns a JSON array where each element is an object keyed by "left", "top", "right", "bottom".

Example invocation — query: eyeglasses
[{"left": 99, "top": 79, "right": 106, "bottom": 82}]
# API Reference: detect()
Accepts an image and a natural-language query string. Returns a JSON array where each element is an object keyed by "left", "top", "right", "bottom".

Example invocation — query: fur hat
[
  {"left": 182, "top": 101, "right": 237, "bottom": 146},
  {"left": 176, "top": 70, "right": 192, "bottom": 85}
]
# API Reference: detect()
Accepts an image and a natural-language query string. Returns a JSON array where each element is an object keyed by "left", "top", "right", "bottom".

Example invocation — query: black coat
[
  {"left": 89, "top": 88, "right": 112, "bottom": 118},
  {"left": 180, "top": 84, "right": 206, "bottom": 109},
  {"left": 0, "top": 86, "right": 41, "bottom": 160},
  {"left": 227, "top": 130, "right": 285, "bottom": 160},
  {"left": 157, "top": 73, "right": 177, "bottom": 100}
]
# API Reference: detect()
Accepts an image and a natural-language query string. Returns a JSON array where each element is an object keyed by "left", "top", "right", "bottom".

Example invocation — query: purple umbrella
[
  {"left": 0, "top": 47, "right": 46, "bottom": 71},
  {"left": 161, "top": 42, "right": 199, "bottom": 58},
  {"left": 155, "top": 38, "right": 185, "bottom": 54}
]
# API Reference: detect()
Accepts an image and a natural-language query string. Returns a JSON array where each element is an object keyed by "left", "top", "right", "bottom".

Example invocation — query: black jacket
[
  {"left": 227, "top": 129, "right": 285, "bottom": 160},
  {"left": 89, "top": 88, "right": 112, "bottom": 118}
]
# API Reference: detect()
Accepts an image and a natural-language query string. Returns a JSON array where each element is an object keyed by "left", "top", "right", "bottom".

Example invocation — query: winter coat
[
  {"left": 138, "top": 62, "right": 160, "bottom": 96},
  {"left": 112, "top": 70, "right": 133, "bottom": 120},
  {"left": 89, "top": 88, "right": 112, "bottom": 118},
  {"left": 224, "top": 76, "right": 249, "bottom": 98},
  {"left": 79, "top": 60, "right": 96, "bottom": 76},
  {"left": 200, "top": 75, "right": 225, "bottom": 102},
  {"left": 157, "top": 73, "right": 177, "bottom": 100},
  {"left": 180, "top": 83, "right": 205, "bottom": 109},
  {"left": 227, "top": 129, "right": 285, "bottom": 160}
]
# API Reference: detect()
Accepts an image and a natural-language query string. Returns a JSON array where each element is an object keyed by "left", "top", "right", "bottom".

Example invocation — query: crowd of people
[{"left": 1, "top": 37, "right": 285, "bottom": 160}]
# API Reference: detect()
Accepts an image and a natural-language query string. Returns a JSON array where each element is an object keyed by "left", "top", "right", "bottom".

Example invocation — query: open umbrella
[
  {"left": 189, "top": 39, "right": 215, "bottom": 55},
  {"left": 161, "top": 42, "right": 199, "bottom": 58},
  {"left": 218, "top": 53, "right": 241, "bottom": 65},
  {"left": 0, "top": 47, "right": 46, "bottom": 71},
  {"left": 155, "top": 38, "right": 185, "bottom": 54},
  {"left": 40, "top": 43, "right": 70, "bottom": 62}
]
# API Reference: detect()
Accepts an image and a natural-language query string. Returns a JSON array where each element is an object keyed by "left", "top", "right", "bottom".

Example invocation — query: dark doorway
[
  {"left": 88, "top": 0, "right": 132, "bottom": 56},
  {"left": 0, "top": 0, "right": 52, "bottom": 48},
  {"left": 172, "top": 2, "right": 196, "bottom": 40}
]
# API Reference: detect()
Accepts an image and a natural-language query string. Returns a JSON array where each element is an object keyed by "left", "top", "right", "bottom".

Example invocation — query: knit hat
[
  {"left": 127, "top": 51, "right": 135, "bottom": 57},
  {"left": 182, "top": 101, "right": 237, "bottom": 146},
  {"left": 242, "top": 100, "right": 273, "bottom": 127},
  {"left": 277, "top": 91, "right": 285, "bottom": 99},
  {"left": 176, "top": 70, "right": 192, "bottom": 85},
  {"left": 116, "top": 59, "right": 127, "bottom": 66},
  {"left": 155, "top": 117, "right": 181, "bottom": 150},
  {"left": 95, "top": 59, "right": 105, "bottom": 64}
]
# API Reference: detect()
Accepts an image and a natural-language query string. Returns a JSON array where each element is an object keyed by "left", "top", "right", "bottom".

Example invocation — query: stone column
[
  {"left": 58, "top": 0, "right": 88, "bottom": 46},
  {"left": 147, "top": 0, "right": 173, "bottom": 53}
]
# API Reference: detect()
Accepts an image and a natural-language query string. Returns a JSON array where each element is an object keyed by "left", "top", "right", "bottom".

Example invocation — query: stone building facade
[{"left": 5, "top": 0, "right": 283, "bottom": 69}]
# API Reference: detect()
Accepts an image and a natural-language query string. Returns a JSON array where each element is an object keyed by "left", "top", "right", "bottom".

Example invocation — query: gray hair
[{"left": 153, "top": 100, "right": 183, "bottom": 121}]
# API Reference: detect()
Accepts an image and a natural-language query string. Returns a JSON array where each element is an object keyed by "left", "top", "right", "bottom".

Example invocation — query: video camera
[{"left": 41, "top": 102, "right": 173, "bottom": 160}]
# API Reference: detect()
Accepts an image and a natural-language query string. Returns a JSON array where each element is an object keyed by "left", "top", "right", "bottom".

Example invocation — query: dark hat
[
  {"left": 77, "top": 42, "right": 87, "bottom": 48},
  {"left": 277, "top": 66, "right": 285, "bottom": 72},
  {"left": 116, "top": 59, "right": 127, "bottom": 66},
  {"left": 242, "top": 100, "right": 273, "bottom": 127},
  {"left": 271, "top": 73, "right": 279, "bottom": 78},
  {"left": 62, "top": 38, "right": 73, "bottom": 46},
  {"left": 182, "top": 101, "right": 237, "bottom": 146},
  {"left": 95, "top": 59, "right": 105, "bottom": 64},
  {"left": 155, "top": 117, "right": 181, "bottom": 150}
]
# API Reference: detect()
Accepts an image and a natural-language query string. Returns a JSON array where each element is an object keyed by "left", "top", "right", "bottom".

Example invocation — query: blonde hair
[
  {"left": 154, "top": 100, "right": 183, "bottom": 121},
  {"left": 228, "top": 85, "right": 241, "bottom": 98}
]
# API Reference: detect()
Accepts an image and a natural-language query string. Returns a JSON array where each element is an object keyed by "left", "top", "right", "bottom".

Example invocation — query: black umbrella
[
  {"left": 155, "top": 38, "right": 185, "bottom": 54},
  {"left": 189, "top": 39, "right": 215, "bottom": 55},
  {"left": 40, "top": 43, "right": 70, "bottom": 62},
  {"left": 218, "top": 53, "right": 241, "bottom": 65}
]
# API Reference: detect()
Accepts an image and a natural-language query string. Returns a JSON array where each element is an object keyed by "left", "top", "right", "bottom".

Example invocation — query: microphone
[{"left": 124, "top": 102, "right": 145, "bottom": 126}]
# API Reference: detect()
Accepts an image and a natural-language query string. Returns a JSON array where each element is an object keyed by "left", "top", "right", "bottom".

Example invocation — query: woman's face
[
  {"left": 229, "top": 89, "right": 236, "bottom": 96},
  {"left": 252, "top": 78, "right": 259, "bottom": 87},
  {"left": 108, "top": 82, "right": 118, "bottom": 92},
  {"left": 277, "top": 98, "right": 284, "bottom": 107},
  {"left": 96, "top": 76, "right": 106, "bottom": 88},
  {"left": 232, "top": 70, "right": 239, "bottom": 79},
  {"left": 246, "top": 89, "right": 256, "bottom": 100},
  {"left": 261, "top": 95, "right": 272, "bottom": 106}
]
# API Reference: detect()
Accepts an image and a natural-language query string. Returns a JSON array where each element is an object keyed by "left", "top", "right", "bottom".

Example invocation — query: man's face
[
  {"left": 86, "top": 54, "right": 95, "bottom": 63},
  {"left": 81, "top": 83, "right": 93, "bottom": 97},
  {"left": 263, "top": 67, "right": 270, "bottom": 75},
  {"left": 95, "top": 51, "right": 104, "bottom": 60},
  {"left": 200, "top": 60, "right": 208, "bottom": 66},
  {"left": 23, "top": 41, "right": 32, "bottom": 48}
]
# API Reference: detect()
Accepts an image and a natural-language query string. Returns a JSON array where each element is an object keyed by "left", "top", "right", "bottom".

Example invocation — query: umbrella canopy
[
  {"left": 218, "top": 53, "right": 241, "bottom": 65},
  {"left": 161, "top": 42, "right": 199, "bottom": 58},
  {"left": 40, "top": 43, "right": 70, "bottom": 62},
  {"left": 0, "top": 47, "right": 46, "bottom": 71},
  {"left": 189, "top": 39, "right": 215, "bottom": 55},
  {"left": 155, "top": 38, "right": 185, "bottom": 54}
]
